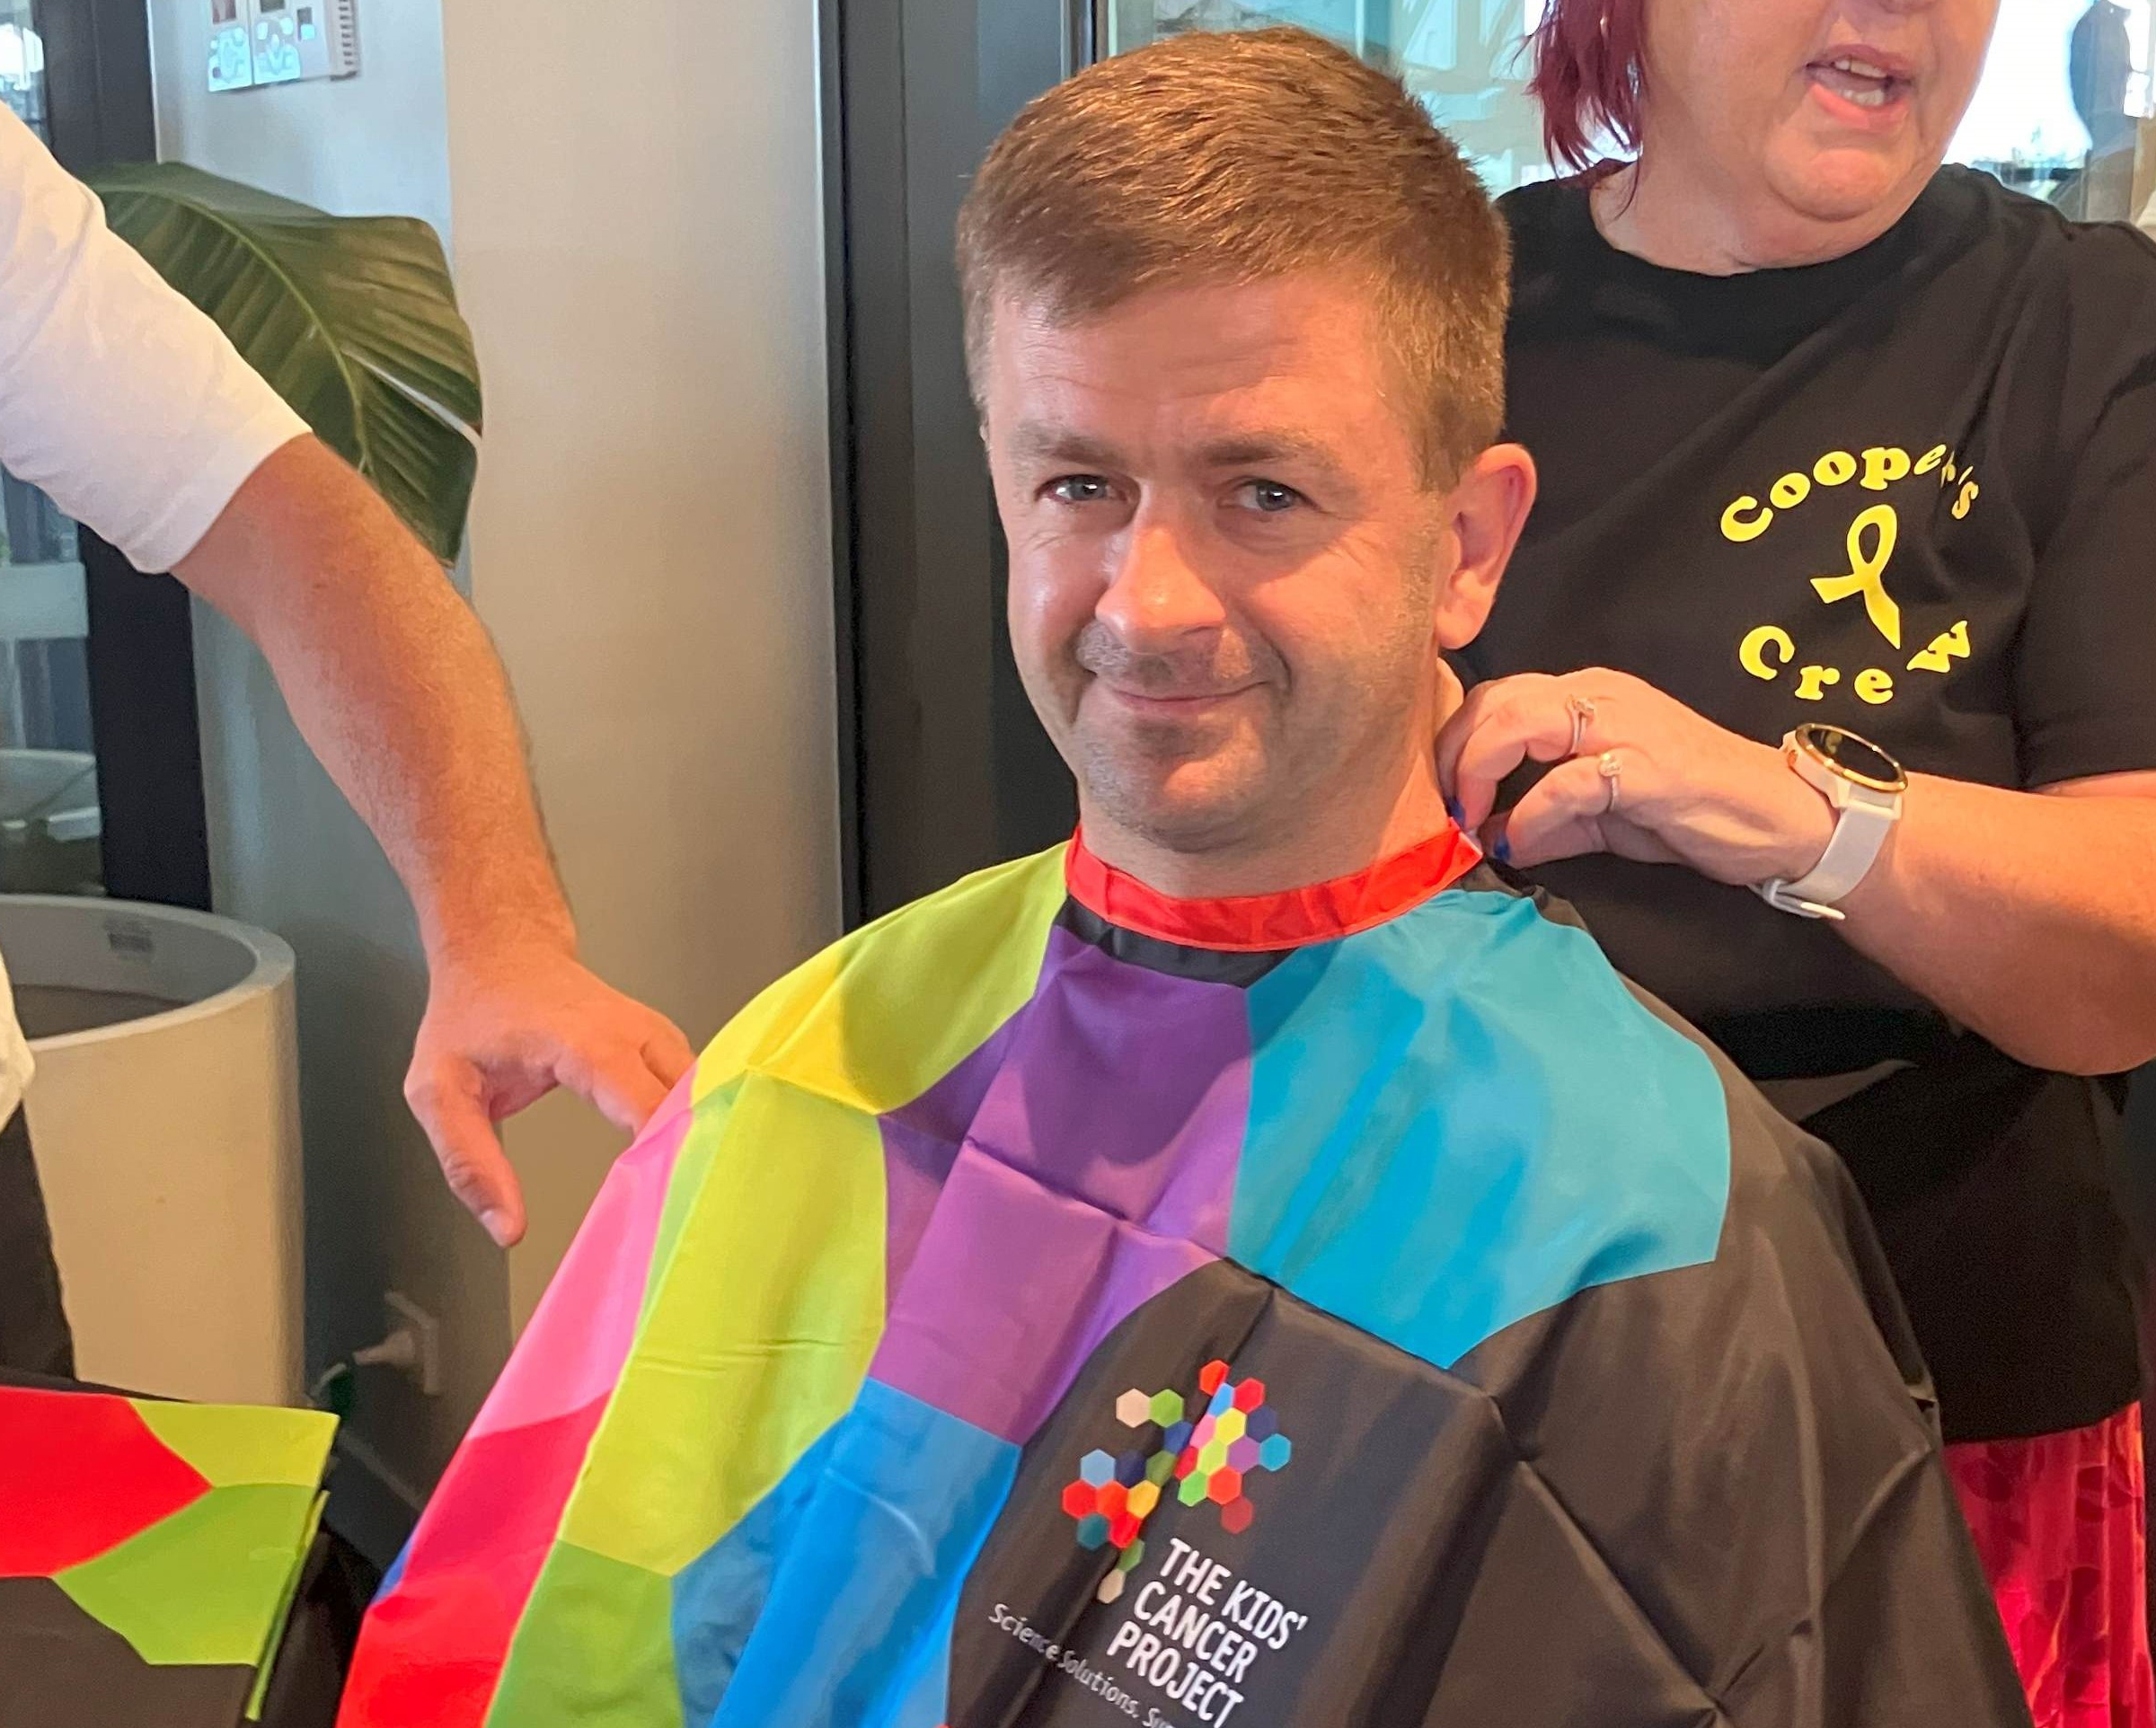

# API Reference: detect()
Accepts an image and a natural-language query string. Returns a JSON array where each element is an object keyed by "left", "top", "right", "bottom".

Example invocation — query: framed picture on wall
[
  {"left": 247, "top": 0, "right": 304, "bottom": 87},
  {"left": 208, "top": 0, "right": 252, "bottom": 91}
]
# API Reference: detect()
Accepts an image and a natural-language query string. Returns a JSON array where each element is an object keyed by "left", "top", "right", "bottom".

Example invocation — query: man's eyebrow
[
  {"left": 1007, "top": 424, "right": 1356, "bottom": 482},
  {"left": 1006, "top": 424, "right": 1126, "bottom": 469},
  {"left": 1197, "top": 432, "right": 1352, "bottom": 481}
]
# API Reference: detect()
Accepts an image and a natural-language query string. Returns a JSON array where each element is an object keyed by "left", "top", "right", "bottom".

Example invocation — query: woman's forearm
[
  {"left": 1436, "top": 669, "right": 2156, "bottom": 1076},
  {"left": 1839, "top": 771, "right": 2156, "bottom": 1074}
]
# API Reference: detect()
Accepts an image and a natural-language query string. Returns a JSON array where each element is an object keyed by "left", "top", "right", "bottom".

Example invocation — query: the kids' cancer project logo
[{"left": 1059, "top": 1360, "right": 1293, "bottom": 1603}]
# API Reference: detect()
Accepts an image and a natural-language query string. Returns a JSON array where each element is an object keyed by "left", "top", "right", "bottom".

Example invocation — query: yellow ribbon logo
[{"left": 1810, "top": 505, "right": 1903, "bottom": 649}]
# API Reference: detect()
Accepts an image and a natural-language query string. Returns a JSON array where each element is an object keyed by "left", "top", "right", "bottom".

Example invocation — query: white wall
[
  {"left": 146, "top": 0, "right": 840, "bottom": 1549},
  {"left": 435, "top": 2, "right": 840, "bottom": 1325}
]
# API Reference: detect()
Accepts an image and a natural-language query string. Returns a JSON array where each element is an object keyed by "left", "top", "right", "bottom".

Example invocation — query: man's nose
[{"left": 1095, "top": 516, "right": 1226, "bottom": 648}]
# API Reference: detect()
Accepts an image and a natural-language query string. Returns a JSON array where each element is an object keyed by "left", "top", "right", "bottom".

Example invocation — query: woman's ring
[
  {"left": 1566, "top": 694, "right": 1597, "bottom": 758},
  {"left": 1596, "top": 749, "right": 1622, "bottom": 813}
]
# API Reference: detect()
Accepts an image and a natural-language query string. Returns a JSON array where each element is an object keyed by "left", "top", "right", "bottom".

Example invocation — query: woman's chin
[{"left": 1764, "top": 143, "right": 1927, "bottom": 232}]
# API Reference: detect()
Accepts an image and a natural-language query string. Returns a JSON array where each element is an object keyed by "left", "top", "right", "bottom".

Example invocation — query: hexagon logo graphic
[{"left": 1057, "top": 1362, "right": 1293, "bottom": 1602}]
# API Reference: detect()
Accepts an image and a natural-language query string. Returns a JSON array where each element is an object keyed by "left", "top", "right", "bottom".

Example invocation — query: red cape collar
[{"left": 1064, "top": 824, "right": 1483, "bottom": 953}]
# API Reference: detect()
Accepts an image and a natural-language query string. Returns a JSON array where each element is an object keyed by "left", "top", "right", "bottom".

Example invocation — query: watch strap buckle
[{"left": 1753, "top": 879, "right": 1849, "bottom": 921}]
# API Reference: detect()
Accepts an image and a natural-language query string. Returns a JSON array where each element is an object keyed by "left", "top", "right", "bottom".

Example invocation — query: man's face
[{"left": 985, "top": 275, "right": 1508, "bottom": 864}]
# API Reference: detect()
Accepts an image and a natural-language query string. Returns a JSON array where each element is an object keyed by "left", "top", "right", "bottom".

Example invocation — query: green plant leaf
[{"left": 85, "top": 161, "right": 482, "bottom": 563}]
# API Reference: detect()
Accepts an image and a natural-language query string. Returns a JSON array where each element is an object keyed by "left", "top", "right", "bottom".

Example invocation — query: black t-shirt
[{"left": 1474, "top": 166, "right": 2156, "bottom": 1442}]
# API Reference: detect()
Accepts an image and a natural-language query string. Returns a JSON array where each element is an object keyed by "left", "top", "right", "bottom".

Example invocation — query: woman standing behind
[{"left": 1441, "top": 2, "right": 2156, "bottom": 1722}]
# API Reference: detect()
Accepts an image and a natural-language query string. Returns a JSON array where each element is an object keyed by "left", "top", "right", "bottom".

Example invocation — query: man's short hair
[{"left": 957, "top": 27, "right": 1510, "bottom": 485}]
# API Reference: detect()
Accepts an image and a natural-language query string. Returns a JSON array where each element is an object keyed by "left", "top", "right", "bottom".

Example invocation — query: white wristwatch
[{"left": 1752, "top": 724, "right": 1905, "bottom": 921}]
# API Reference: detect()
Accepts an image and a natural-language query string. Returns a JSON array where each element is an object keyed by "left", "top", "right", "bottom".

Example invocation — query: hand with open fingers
[
  {"left": 1435, "top": 668, "right": 1837, "bottom": 886},
  {"left": 403, "top": 942, "right": 697, "bottom": 1247}
]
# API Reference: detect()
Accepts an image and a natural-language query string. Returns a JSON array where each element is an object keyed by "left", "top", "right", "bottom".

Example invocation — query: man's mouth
[
  {"left": 1092, "top": 680, "right": 1255, "bottom": 716},
  {"left": 1806, "top": 49, "right": 1913, "bottom": 115}
]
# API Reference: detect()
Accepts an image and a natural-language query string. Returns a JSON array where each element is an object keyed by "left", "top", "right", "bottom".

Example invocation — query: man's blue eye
[
  {"left": 1241, "top": 481, "right": 1302, "bottom": 514},
  {"left": 1049, "top": 476, "right": 1113, "bottom": 504}
]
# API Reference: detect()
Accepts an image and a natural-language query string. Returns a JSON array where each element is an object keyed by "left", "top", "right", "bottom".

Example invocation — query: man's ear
[{"left": 1432, "top": 443, "right": 1537, "bottom": 651}]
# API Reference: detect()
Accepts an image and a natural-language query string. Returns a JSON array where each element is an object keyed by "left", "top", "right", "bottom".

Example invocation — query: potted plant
[{"left": 86, "top": 161, "right": 482, "bottom": 561}]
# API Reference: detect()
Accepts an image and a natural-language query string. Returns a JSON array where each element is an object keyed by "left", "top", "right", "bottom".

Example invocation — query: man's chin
[{"left": 1076, "top": 771, "right": 1266, "bottom": 860}]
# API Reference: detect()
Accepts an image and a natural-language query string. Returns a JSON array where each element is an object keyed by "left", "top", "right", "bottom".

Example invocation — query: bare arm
[
  {"left": 175, "top": 435, "right": 694, "bottom": 1243},
  {"left": 1440, "top": 669, "right": 2156, "bottom": 1078},
  {"left": 1835, "top": 771, "right": 2156, "bottom": 1074}
]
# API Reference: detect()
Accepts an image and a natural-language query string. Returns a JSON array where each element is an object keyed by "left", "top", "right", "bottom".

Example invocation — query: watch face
[{"left": 1792, "top": 724, "right": 1906, "bottom": 793}]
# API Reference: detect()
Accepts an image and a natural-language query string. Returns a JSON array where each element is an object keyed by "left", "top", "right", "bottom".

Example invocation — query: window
[
  {"left": 1106, "top": 0, "right": 1556, "bottom": 193},
  {"left": 1951, "top": 1, "right": 2153, "bottom": 219}
]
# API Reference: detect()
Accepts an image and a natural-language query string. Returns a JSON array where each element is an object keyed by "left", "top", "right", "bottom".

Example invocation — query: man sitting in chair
[{"left": 341, "top": 30, "right": 2028, "bottom": 1728}]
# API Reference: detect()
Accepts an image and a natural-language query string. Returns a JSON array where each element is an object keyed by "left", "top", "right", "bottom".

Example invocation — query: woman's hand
[
  {"left": 1435, "top": 668, "right": 1833, "bottom": 886},
  {"left": 1438, "top": 672, "right": 2156, "bottom": 1071}
]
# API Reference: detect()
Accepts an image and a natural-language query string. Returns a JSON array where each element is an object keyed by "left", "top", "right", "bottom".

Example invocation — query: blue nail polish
[
  {"left": 1492, "top": 833, "right": 1512, "bottom": 866},
  {"left": 1445, "top": 796, "right": 1465, "bottom": 826}
]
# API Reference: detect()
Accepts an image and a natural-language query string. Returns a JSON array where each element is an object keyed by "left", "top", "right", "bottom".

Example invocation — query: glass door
[
  {"left": 3, "top": 0, "right": 208, "bottom": 913},
  {"left": 0, "top": 3, "right": 100, "bottom": 898}
]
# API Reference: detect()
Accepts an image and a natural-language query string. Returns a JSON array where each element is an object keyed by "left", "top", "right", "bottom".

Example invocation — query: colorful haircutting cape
[{"left": 341, "top": 833, "right": 2025, "bottom": 1727}]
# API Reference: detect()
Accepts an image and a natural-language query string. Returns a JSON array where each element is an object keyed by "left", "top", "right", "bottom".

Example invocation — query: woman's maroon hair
[{"left": 1526, "top": 0, "right": 1648, "bottom": 172}]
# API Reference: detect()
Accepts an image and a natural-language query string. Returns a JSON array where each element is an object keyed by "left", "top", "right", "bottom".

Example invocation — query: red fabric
[
  {"left": 339, "top": 1396, "right": 608, "bottom": 1728},
  {"left": 0, "top": 1387, "right": 209, "bottom": 1575},
  {"left": 1064, "top": 824, "right": 1483, "bottom": 953},
  {"left": 1948, "top": 1404, "right": 2155, "bottom": 1728}
]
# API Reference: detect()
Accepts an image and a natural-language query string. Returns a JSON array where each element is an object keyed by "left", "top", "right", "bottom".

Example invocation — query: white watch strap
[{"left": 1754, "top": 793, "right": 1898, "bottom": 921}]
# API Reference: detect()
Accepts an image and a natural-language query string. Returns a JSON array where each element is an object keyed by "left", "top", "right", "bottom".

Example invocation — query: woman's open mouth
[{"left": 1807, "top": 50, "right": 1913, "bottom": 119}]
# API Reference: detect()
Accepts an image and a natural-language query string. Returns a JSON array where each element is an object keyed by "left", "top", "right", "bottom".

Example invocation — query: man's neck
[{"left": 1082, "top": 755, "right": 1455, "bottom": 903}]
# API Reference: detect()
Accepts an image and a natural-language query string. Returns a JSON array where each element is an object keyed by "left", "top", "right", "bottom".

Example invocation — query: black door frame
[
  {"left": 822, "top": 0, "right": 1091, "bottom": 923},
  {"left": 32, "top": 0, "right": 216, "bottom": 911},
  {"left": 39, "top": 0, "right": 156, "bottom": 170}
]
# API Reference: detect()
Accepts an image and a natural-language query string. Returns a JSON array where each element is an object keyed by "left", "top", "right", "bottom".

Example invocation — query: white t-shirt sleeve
[{"left": 0, "top": 106, "right": 308, "bottom": 574}]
